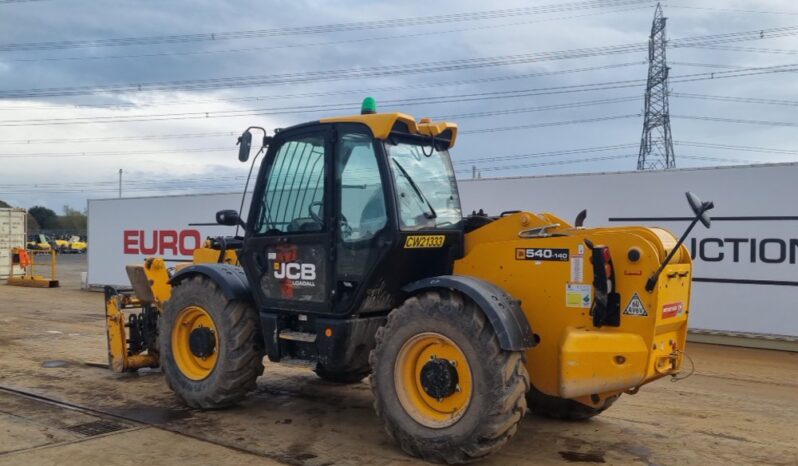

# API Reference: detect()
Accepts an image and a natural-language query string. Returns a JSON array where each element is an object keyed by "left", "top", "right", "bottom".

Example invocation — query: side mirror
[
  {"left": 686, "top": 192, "right": 714, "bottom": 228},
  {"left": 237, "top": 130, "right": 252, "bottom": 162},
  {"left": 216, "top": 209, "right": 243, "bottom": 227}
]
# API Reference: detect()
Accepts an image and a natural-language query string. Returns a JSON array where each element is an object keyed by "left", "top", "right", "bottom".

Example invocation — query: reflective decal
[{"left": 662, "top": 302, "right": 684, "bottom": 319}]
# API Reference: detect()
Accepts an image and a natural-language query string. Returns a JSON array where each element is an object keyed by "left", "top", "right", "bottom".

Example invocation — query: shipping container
[{"left": 0, "top": 208, "right": 27, "bottom": 279}]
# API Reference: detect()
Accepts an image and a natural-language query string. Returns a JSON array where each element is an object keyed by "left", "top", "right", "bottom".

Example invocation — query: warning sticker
[
  {"left": 623, "top": 292, "right": 648, "bottom": 317},
  {"left": 662, "top": 302, "right": 684, "bottom": 319},
  {"left": 570, "top": 253, "right": 584, "bottom": 283},
  {"left": 566, "top": 284, "right": 592, "bottom": 308}
]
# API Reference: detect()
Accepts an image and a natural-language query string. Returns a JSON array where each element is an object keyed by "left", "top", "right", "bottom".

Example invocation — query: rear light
[
  {"left": 602, "top": 248, "right": 614, "bottom": 291},
  {"left": 592, "top": 246, "right": 615, "bottom": 294},
  {"left": 590, "top": 245, "right": 620, "bottom": 327}
]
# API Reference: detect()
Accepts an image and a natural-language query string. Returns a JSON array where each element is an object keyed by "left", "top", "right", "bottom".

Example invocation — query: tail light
[{"left": 591, "top": 245, "right": 621, "bottom": 327}]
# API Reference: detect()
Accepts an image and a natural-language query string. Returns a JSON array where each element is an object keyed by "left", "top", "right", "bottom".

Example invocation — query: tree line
[{"left": 0, "top": 200, "right": 87, "bottom": 234}]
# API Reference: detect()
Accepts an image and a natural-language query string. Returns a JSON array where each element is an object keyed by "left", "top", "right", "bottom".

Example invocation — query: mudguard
[
  {"left": 170, "top": 263, "right": 252, "bottom": 302},
  {"left": 403, "top": 275, "right": 536, "bottom": 351}
]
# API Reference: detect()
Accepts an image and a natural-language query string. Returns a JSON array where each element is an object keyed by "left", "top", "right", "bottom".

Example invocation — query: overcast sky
[{"left": 1, "top": 0, "right": 797, "bottom": 212}]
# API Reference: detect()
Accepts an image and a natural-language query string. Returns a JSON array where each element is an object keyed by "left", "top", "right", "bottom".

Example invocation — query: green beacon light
[{"left": 361, "top": 96, "right": 377, "bottom": 115}]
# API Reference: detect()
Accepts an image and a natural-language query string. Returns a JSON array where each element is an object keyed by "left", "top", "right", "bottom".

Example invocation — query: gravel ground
[{"left": 0, "top": 254, "right": 796, "bottom": 465}]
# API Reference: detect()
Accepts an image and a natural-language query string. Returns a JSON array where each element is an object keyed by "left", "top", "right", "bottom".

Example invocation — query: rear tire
[
  {"left": 370, "top": 290, "right": 529, "bottom": 464},
  {"left": 526, "top": 385, "right": 619, "bottom": 420},
  {"left": 160, "top": 275, "right": 264, "bottom": 408}
]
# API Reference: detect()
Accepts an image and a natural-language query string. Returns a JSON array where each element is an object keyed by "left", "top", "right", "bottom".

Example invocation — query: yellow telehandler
[{"left": 105, "top": 98, "right": 713, "bottom": 463}]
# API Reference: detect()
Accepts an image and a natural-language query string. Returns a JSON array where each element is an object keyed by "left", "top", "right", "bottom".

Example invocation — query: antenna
[{"left": 637, "top": 3, "right": 675, "bottom": 170}]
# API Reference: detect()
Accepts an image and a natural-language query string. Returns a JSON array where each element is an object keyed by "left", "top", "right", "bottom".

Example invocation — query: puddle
[
  {"left": 106, "top": 405, "right": 192, "bottom": 425},
  {"left": 41, "top": 360, "right": 72, "bottom": 368},
  {"left": 559, "top": 451, "right": 606, "bottom": 463}
]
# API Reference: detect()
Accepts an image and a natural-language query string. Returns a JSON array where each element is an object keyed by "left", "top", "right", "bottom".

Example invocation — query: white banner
[
  {"left": 88, "top": 192, "right": 250, "bottom": 288},
  {"left": 88, "top": 163, "right": 798, "bottom": 337}
]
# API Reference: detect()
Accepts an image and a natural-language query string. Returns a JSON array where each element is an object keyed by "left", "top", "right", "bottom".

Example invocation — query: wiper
[{"left": 392, "top": 158, "right": 437, "bottom": 219}]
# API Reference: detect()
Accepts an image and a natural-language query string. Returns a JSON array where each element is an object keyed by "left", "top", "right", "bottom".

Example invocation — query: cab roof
[{"left": 319, "top": 112, "right": 458, "bottom": 149}]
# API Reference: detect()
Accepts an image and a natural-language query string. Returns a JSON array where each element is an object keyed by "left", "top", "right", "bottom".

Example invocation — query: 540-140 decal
[{"left": 515, "top": 247, "right": 570, "bottom": 261}]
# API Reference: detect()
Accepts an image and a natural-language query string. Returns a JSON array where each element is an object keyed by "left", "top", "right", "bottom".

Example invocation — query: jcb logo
[{"left": 274, "top": 262, "right": 316, "bottom": 280}]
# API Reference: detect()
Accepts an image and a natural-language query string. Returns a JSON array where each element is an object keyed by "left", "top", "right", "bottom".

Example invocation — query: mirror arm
[{"left": 645, "top": 212, "right": 703, "bottom": 293}]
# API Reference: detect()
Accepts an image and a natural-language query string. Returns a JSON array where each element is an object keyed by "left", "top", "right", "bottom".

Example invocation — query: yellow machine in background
[
  {"left": 66, "top": 235, "right": 87, "bottom": 253},
  {"left": 27, "top": 234, "right": 52, "bottom": 251}
]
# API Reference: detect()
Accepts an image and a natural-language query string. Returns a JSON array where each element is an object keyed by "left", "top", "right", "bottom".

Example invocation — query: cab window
[
  {"left": 386, "top": 140, "right": 462, "bottom": 230},
  {"left": 256, "top": 135, "right": 326, "bottom": 234},
  {"left": 336, "top": 133, "right": 387, "bottom": 242}
]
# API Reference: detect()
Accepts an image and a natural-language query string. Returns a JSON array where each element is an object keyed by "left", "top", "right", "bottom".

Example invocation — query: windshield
[{"left": 385, "top": 140, "right": 462, "bottom": 230}]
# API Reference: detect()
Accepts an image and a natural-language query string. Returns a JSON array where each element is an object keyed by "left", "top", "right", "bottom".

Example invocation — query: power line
[
  {"left": 4, "top": 25, "right": 798, "bottom": 100},
  {"left": 682, "top": 45, "right": 798, "bottom": 55},
  {"left": 456, "top": 143, "right": 639, "bottom": 165},
  {"left": 0, "top": 61, "right": 647, "bottom": 112},
  {"left": 5, "top": 5, "right": 650, "bottom": 63},
  {"left": 0, "top": 115, "right": 642, "bottom": 158},
  {"left": 460, "top": 153, "right": 763, "bottom": 174},
  {"left": 669, "top": 25, "right": 798, "bottom": 47},
  {"left": 1, "top": 147, "right": 772, "bottom": 193},
  {"left": 4, "top": 62, "right": 797, "bottom": 127},
  {"left": 680, "top": 154, "right": 763, "bottom": 164},
  {"left": 0, "top": 131, "right": 238, "bottom": 144},
  {"left": 669, "top": 61, "right": 746, "bottom": 69},
  {"left": 672, "top": 93, "right": 798, "bottom": 107},
  {"left": 3, "top": 146, "right": 635, "bottom": 189},
  {"left": 0, "top": 0, "right": 654, "bottom": 52},
  {"left": 461, "top": 114, "right": 639, "bottom": 134},
  {"left": 0, "top": 46, "right": 649, "bottom": 99},
  {"left": 0, "top": 147, "right": 233, "bottom": 159},
  {"left": 433, "top": 96, "right": 639, "bottom": 120},
  {"left": 673, "top": 115, "right": 798, "bottom": 128},
  {"left": 668, "top": 4, "right": 798, "bottom": 16},
  {"left": 0, "top": 176, "right": 246, "bottom": 189},
  {"left": 7, "top": 139, "right": 782, "bottom": 163},
  {"left": 674, "top": 141, "right": 798, "bottom": 155},
  {"left": 458, "top": 154, "right": 633, "bottom": 172}
]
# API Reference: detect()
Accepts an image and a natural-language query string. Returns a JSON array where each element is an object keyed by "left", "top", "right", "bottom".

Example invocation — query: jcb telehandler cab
[{"left": 106, "top": 99, "right": 713, "bottom": 463}]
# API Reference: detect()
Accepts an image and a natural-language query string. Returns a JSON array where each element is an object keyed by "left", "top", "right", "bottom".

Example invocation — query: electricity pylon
[{"left": 637, "top": 3, "right": 675, "bottom": 170}]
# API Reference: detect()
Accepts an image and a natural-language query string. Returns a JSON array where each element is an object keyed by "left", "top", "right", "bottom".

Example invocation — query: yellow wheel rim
[
  {"left": 394, "top": 332, "right": 473, "bottom": 428},
  {"left": 172, "top": 305, "right": 219, "bottom": 381}
]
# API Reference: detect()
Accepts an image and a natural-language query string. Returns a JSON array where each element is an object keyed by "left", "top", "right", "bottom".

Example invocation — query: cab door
[
  {"left": 240, "top": 126, "right": 334, "bottom": 313},
  {"left": 332, "top": 126, "right": 395, "bottom": 314}
]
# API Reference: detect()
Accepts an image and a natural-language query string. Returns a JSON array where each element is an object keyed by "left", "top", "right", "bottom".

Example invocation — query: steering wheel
[
  {"left": 308, "top": 201, "right": 324, "bottom": 224},
  {"left": 339, "top": 213, "right": 352, "bottom": 238}
]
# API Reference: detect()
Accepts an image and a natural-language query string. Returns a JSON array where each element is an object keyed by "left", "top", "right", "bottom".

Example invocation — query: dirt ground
[{"left": 0, "top": 255, "right": 796, "bottom": 466}]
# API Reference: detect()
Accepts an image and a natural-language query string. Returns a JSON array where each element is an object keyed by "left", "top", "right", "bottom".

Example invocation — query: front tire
[
  {"left": 370, "top": 290, "right": 529, "bottom": 464},
  {"left": 160, "top": 275, "right": 264, "bottom": 408}
]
